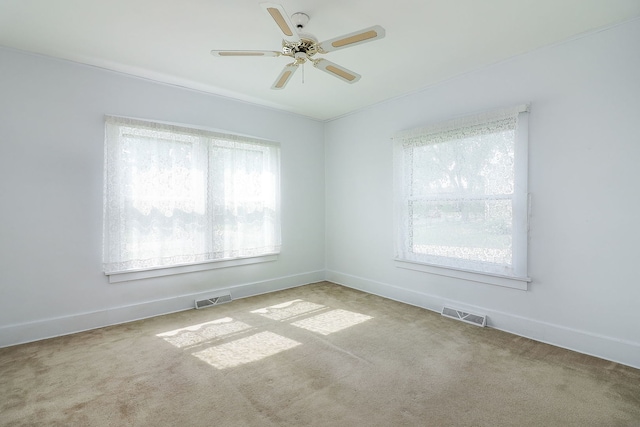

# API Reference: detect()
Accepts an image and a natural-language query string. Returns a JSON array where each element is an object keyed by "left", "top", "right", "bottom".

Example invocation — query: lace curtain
[
  {"left": 393, "top": 105, "right": 529, "bottom": 277},
  {"left": 103, "top": 116, "right": 281, "bottom": 274}
]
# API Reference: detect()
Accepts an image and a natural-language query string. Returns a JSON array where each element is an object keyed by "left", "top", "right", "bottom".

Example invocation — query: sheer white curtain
[
  {"left": 103, "top": 116, "right": 280, "bottom": 274},
  {"left": 393, "top": 105, "right": 528, "bottom": 278}
]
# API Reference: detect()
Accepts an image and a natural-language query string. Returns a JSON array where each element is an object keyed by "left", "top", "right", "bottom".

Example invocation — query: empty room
[{"left": 1, "top": 1, "right": 639, "bottom": 425}]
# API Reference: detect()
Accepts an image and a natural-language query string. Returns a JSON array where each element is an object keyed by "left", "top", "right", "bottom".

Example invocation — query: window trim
[
  {"left": 107, "top": 254, "right": 278, "bottom": 283},
  {"left": 393, "top": 105, "right": 531, "bottom": 287},
  {"left": 395, "top": 259, "right": 530, "bottom": 290}
]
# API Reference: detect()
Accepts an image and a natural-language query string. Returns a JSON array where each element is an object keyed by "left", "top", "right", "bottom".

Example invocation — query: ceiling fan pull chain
[{"left": 302, "top": 62, "right": 305, "bottom": 84}]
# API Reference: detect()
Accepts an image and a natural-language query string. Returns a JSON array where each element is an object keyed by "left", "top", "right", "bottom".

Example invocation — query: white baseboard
[
  {"left": 326, "top": 270, "right": 640, "bottom": 370},
  {"left": 0, "top": 270, "right": 325, "bottom": 349}
]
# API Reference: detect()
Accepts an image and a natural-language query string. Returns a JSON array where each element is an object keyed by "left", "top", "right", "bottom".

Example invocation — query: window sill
[
  {"left": 106, "top": 254, "right": 278, "bottom": 283},
  {"left": 394, "top": 259, "right": 530, "bottom": 290}
]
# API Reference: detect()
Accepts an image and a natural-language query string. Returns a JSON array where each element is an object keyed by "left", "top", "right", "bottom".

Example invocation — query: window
[
  {"left": 103, "top": 116, "right": 281, "bottom": 275},
  {"left": 393, "top": 105, "right": 529, "bottom": 287}
]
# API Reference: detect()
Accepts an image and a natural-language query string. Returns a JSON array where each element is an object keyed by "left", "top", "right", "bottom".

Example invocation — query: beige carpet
[{"left": 1, "top": 282, "right": 639, "bottom": 426}]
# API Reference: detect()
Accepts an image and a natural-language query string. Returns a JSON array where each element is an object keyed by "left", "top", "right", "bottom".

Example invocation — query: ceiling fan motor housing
[
  {"left": 280, "top": 12, "right": 318, "bottom": 58},
  {"left": 282, "top": 35, "right": 318, "bottom": 57}
]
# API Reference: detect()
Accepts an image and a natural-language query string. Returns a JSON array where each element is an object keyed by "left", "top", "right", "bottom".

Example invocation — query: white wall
[
  {"left": 0, "top": 48, "right": 325, "bottom": 346},
  {"left": 325, "top": 19, "right": 640, "bottom": 368}
]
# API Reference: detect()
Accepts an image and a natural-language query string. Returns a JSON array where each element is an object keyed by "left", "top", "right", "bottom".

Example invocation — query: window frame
[
  {"left": 393, "top": 105, "right": 531, "bottom": 289},
  {"left": 102, "top": 116, "right": 281, "bottom": 279}
]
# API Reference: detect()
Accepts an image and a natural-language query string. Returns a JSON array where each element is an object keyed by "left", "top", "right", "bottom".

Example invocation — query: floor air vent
[
  {"left": 441, "top": 306, "right": 486, "bottom": 327},
  {"left": 195, "top": 293, "right": 232, "bottom": 309}
]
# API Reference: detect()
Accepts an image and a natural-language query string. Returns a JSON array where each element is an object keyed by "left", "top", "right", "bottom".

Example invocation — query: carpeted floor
[{"left": 1, "top": 281, "right": 639, "bottom": 426}]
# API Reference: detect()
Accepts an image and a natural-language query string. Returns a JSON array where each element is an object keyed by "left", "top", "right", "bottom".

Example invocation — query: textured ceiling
[{"left": 1, "top": 0, "right": 639, "bottom": 121}]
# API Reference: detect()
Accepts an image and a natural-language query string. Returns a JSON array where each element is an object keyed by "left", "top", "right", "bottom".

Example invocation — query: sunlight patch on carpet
[
  {"left": 156, "top": 317, "right": 252, "bottom": 348},
  {"left": 291, "top": 309, "right": 373, "bottom": 336},
  {"left": 192, "top": 331, "right": 301, "bottom": 369},
  {"left": 250, "top": 299, "right": 326, "bottom": 321}
]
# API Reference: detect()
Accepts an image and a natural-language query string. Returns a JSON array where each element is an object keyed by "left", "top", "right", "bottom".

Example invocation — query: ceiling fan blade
[
  {"left": 271, "top": 63, "right": 299, "bottom": 90},
  {"left": 260, "top": 2, "right": 301, "bottom": 43},
  {"left": 318, "top": 25, "right": 385, "bottom": 53},
  {"left": 211, "top": 50, "right": 281, "bottom": 57},
  {"left": 313, "top": 59, "right": 361, "bottom": 84}
]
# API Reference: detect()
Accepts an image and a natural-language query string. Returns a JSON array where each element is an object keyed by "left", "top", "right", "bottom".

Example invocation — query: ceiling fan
[{"left": 211, "top": 2, "right": 386, "bottom": 90}]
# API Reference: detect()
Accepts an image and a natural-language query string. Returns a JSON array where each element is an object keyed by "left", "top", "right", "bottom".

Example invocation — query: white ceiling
[{"left": 2, "top": 1, "right": 639, "bottom": 121}]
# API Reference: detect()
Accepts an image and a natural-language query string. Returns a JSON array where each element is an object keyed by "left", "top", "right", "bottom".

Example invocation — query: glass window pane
[
  {"left": 409, "top": 199, "right": 513, "bottom": 266},
  {"left": 410, "top": 130, "right": 515, "bottom": 198}
]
